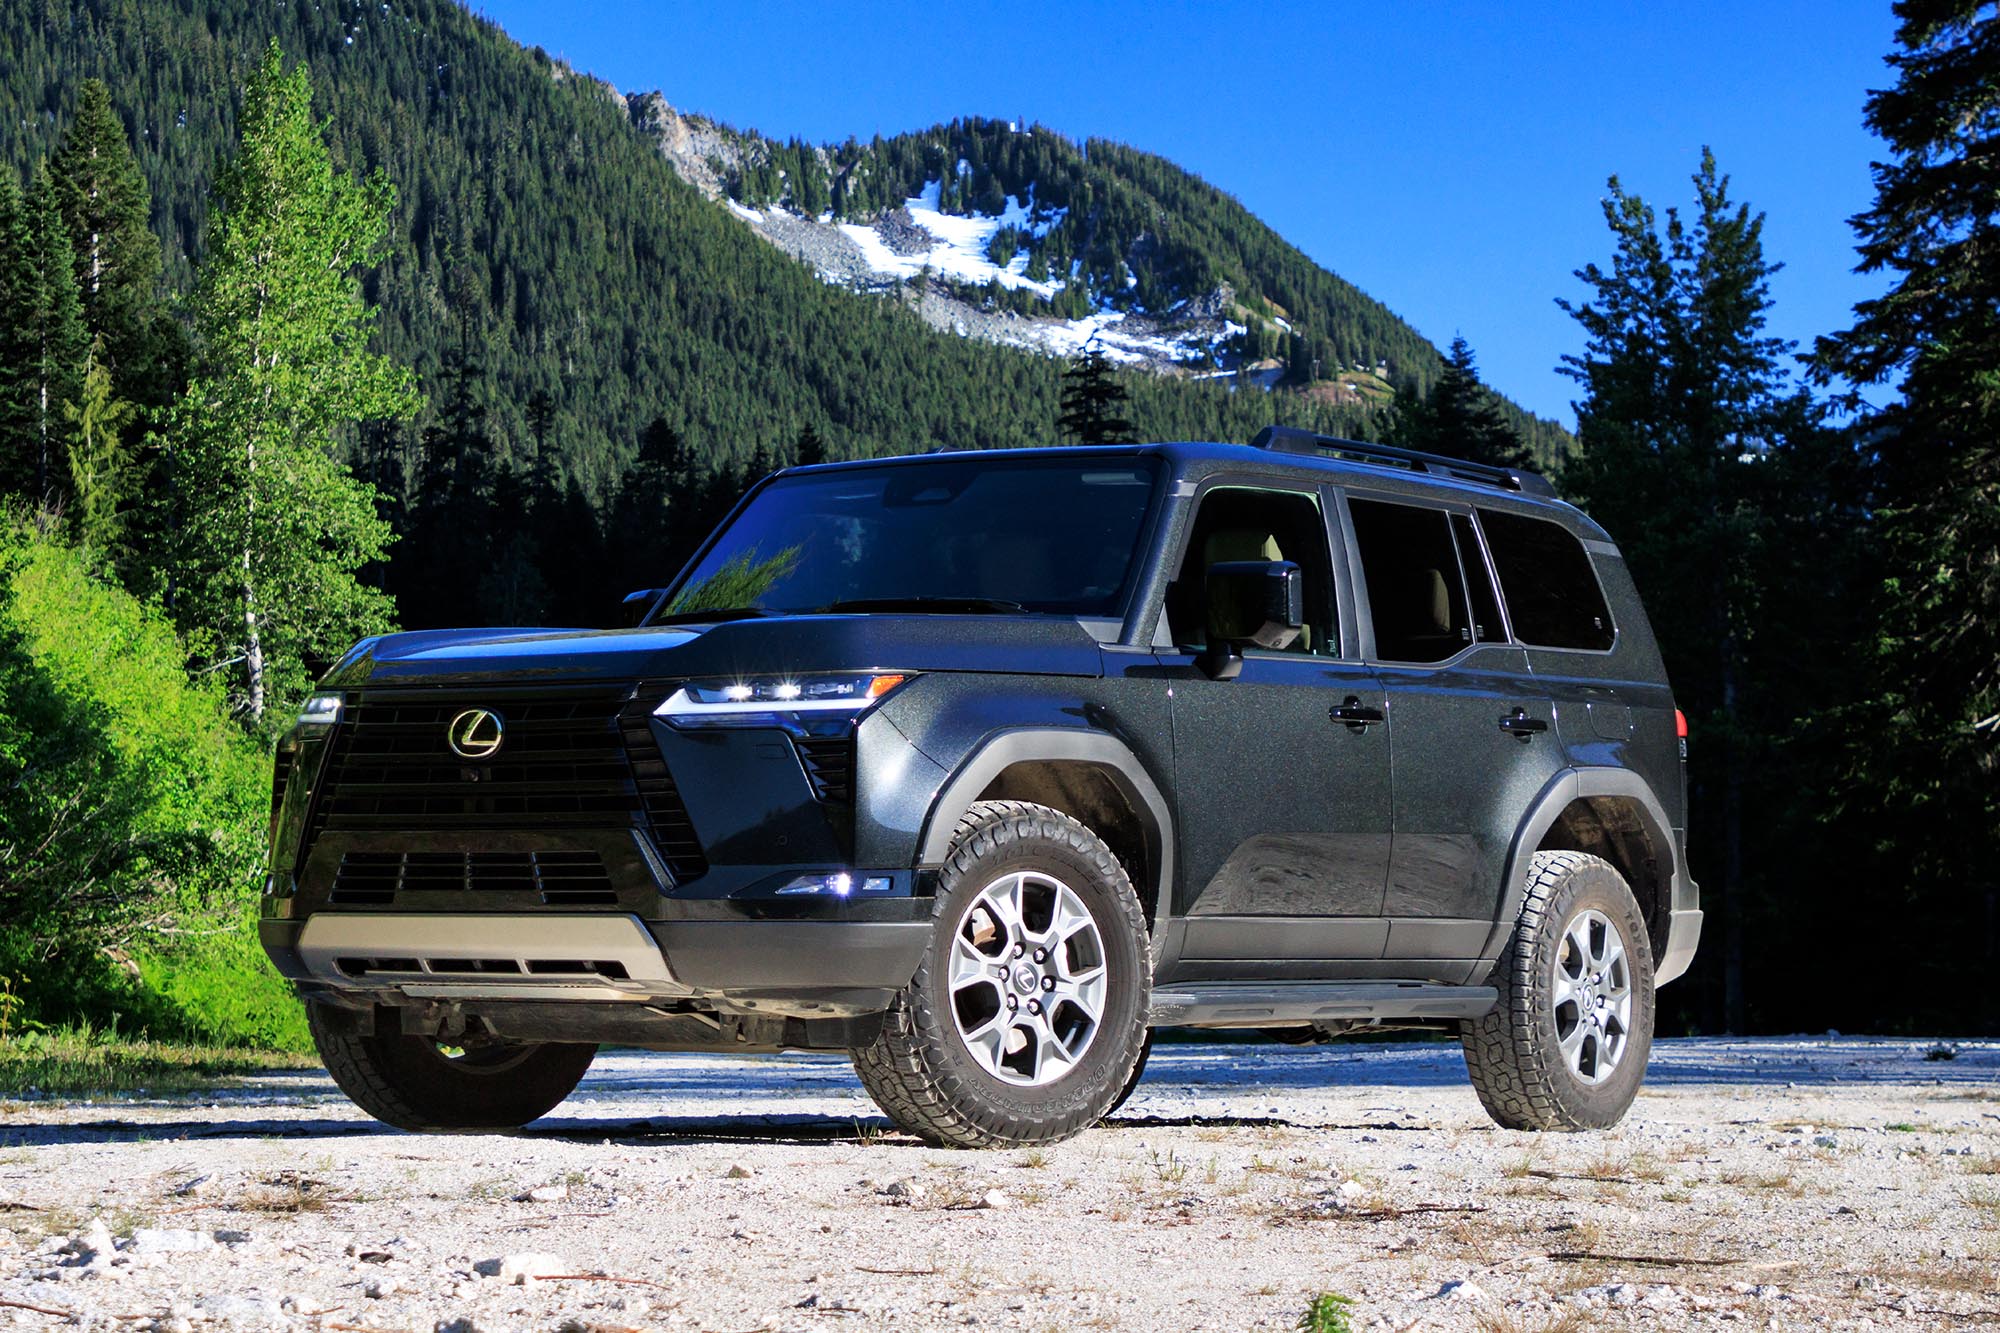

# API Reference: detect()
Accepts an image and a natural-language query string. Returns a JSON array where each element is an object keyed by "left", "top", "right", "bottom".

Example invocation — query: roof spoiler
[{"left": 1249, "top": 425, "right": 1558, "bottom": 499}]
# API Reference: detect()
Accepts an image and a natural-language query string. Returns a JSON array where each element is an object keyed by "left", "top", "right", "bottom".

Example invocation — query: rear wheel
[
  {"left": 309, "top": 1006, "right": 596, "bottom": 1131},
  {"left": 1461, "top": 850, "right": 1655, "bottom": 1130},
  {"left": 853, "top": 801, "right": 1151, "bottom": 1148}
]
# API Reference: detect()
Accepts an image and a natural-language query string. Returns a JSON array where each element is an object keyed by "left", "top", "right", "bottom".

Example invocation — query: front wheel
[
  {"left": 852, "top": 801, "right": 1151, "bottom": 1148},
  {"left": 309, "top": 1006, "right": 596, "bottom": 1131},
  {"left": 1460, "top": 850, "right": 1656, "bottom": 1131}
]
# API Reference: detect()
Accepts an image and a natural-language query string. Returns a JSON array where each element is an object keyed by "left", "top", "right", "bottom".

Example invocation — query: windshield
[{"left": 660, "top": 456, "right": 1164, "bottom": 619}]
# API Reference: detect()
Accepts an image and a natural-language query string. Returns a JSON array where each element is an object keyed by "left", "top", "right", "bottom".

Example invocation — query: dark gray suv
[{"left": 260, "top": 426, "right": 1700, "bottom": 1147}]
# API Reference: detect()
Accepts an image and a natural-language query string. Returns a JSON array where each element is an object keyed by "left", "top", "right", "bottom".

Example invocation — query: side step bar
[{"left": 1149, "top": 981, "right": 1497, "bottom": 1028}]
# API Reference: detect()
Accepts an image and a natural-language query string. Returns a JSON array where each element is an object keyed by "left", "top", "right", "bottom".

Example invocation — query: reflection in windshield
[
  {"left": 663, "top": 457, "right": 1162, "bottom": 619},
  {"left": 665, "top": 546, "right": 801, "bottom": 617}
]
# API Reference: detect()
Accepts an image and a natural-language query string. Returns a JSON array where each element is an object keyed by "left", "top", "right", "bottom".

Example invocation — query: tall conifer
[{"left": 48, "top": 79, "right": 172, "bottom": 409}]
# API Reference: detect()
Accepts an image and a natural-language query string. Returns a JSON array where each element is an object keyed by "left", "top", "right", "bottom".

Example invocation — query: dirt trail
[{"left": 2, "top": 1037, "right": 1995, "bottom": 1331}]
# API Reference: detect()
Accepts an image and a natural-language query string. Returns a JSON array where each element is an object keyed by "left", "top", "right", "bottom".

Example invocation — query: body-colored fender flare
[
  {"left": 916, "top": 728, "right": 1175, "bottom": 929},
  {"left": 1480, "top": 767, "right": 1702, "bottom": 986}
]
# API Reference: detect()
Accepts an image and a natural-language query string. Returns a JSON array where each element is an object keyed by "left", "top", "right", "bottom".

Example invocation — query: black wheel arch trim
[
  {"left": 1478, "top": 766, "right": 1695, "bottom": 980},
  {"left": 915, "top": 728, "right": 1175, "bottom": 931}
]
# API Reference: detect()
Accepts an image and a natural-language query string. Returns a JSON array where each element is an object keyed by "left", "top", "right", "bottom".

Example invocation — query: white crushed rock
[{"left": 0, "top": 1036, "right": 1992, "bottom": 1331}]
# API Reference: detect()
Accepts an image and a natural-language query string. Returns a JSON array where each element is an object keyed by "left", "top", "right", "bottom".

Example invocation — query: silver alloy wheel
[
  {"left": 947, "top": 870, "right": 1109, "bottom": 1087},
  {"left": 1551, "top": 907, "right": 1633, "bottom": 1085}
]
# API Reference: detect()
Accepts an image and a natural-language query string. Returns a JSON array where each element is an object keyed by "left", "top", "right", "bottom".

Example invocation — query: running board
[{"left": 1149, "top": 982, "right": 1497, "bottom": 1028}]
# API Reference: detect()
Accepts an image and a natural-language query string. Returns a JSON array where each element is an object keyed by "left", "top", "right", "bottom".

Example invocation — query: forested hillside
[{"left": 0, "top": 3, "right": 1516, "bottom": 499}]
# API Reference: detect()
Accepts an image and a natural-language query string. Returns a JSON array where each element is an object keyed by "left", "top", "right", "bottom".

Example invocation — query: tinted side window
[
  {"left": 1479, "top": 509, "right": 1616, "bottom": 651},
  {"left": 1167, "top": 487, "right": 1337, "bottom": 655},
  {"left": 1348, "top": 498, "right": 1472, "bottom": 664}
]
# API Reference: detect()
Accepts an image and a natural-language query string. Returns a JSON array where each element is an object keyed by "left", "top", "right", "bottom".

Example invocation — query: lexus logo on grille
[{"left": 446, "top": 708, "right": 505, "bottom": 760}]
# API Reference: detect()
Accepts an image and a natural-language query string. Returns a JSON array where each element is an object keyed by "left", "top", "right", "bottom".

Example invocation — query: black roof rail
[{"left": 1249, "top": 425, "right": 1558, "bottom": 499}]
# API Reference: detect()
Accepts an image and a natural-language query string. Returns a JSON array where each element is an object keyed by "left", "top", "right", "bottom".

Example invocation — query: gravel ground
[{"left": 1, "top": 1036, "right": 1995, "bottom": 1332}]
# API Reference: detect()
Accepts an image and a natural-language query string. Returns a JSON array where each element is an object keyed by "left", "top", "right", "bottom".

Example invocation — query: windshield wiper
[
  {"left": 648, "top": 606, "right": 777, "bottom": 626},
  {"left": 820, "top": 596, "right": 1029, "bottom": 615}
]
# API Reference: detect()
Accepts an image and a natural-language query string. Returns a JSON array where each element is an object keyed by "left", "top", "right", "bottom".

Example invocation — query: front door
[
  {"left": 1162, "top": 482, "right": 1394, "bottom": 965},
  {"left": 1344, "top": 496, "right": 1565, "bottom": 972}
]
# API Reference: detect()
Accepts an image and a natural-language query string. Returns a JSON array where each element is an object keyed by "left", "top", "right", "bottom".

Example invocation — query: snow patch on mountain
[
  {"left": 623, "top": 94, "right": 1243, "bottom": 374},
  {"left": 836, "top": 183, "right": 1062, "bottom": 297}
]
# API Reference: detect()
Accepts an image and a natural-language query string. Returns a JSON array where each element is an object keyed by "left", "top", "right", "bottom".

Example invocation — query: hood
[{"left": 320, "top": 614, "right": 1110, "bottom": 688}]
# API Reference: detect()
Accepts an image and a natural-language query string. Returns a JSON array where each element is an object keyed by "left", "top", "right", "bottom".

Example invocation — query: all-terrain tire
[
  {"left": 1103, "top": 1029, "right": 1154, "bottom": 1119},
  {"left": 309, "top": 1006, "right": 597, "bottom": 1132},
  {"left": 1461, "top": 850, "right": 1656, "bottom": 1131},
  {"left": 852, "top": 800, "right": 1151, "bottom": 1148}
]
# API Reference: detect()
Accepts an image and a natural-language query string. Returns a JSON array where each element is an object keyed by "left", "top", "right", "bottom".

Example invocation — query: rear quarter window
[{"left": 1478, "top": 509, "right": 1616, "bottom": 651}]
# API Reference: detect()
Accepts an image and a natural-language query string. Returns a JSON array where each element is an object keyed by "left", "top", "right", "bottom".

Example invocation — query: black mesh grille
[
  {"left": 330, "top": 850, "right": 617, "bottom": 906},
  {"left": 312, "top": 685, "right": 639, "bottom": 830},
  {"left": 618, "top": 686, "right": 708, "bottom": 882},
  {"left": 795, "top": 736, "right": 854, "bottom": 806},
  {"left": 304, "top": 682, "right": 706, "bottom": 883}
]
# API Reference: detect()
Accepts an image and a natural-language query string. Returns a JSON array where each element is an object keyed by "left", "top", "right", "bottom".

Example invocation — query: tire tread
[{"left": 852, "top": 800, "right": 1150, "bottom": 1149}]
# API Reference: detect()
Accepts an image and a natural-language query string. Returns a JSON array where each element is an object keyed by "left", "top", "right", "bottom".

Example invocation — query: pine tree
[
  {"left": 1558, "top": 150, "right": 1822, "bottom": 1032},
  {"left": 1056, "top": 346, "right": 1137, "bottom": 445},
  {"left": 1396, "top": 336, "right": 1533, "bottom": 469},
  {"left": 1812, "top": 0, "right": 2000, "bottom": 1023},
  {"left": 167, "top": 41, "right": 419, "bottom": 727},
  {"left": 0, "top": 169, "right": 88, "bottom": 508},
  {"left": 63, "top": 335, "right": 139, "bottom": 551},
  {"left": 47, "top": 79, "right": 173, "bottom": 410},
  {"left": 794, "top": 421, "right": 827, "bottom": 466}
]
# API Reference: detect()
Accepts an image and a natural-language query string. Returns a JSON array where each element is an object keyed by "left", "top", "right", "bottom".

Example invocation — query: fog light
[{"left": 774, "top": 872, "right": 897, "bottom": 897}]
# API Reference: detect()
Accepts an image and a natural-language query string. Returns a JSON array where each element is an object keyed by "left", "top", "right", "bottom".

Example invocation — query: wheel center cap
[{"left": 1014, "top": 964, "right": 1040, "bottom": 994}]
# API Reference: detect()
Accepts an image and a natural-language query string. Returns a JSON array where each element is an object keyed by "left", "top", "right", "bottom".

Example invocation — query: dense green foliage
[
  {"left": 1810, "top": 0, "right": 2000, "bottom": 1033},
  {"left": 166, "top": 41, "right": 418, "bottom": 727},
  {"left": 0, "top": 167, "right": 87, "bottom": 508},
  {"left": 0, "top": 520, "right": 303, "bottom": 1048},
  {"left": 0, "top": 0, "right": 1554, "bottom": 633},
  {"left": 1557, "top": 151, "right": 1861, "bottom": 1034}
]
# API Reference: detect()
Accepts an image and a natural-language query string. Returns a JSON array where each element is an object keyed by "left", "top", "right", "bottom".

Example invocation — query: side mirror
[
  {"left": 621, "top": 588, "right": 666, "bottom": 627},
  {"left": 1196, "top": 560, "right": 1303, "bottom": 679}
]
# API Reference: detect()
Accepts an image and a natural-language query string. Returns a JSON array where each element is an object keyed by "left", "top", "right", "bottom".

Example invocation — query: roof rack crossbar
[{"left": 1249, "top": 425, "right": 1557, "bottom": 499}]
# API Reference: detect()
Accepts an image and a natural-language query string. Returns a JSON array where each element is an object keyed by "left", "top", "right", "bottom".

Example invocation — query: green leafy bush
[{"left": 0, "top": 519, "right": 304, "bottom": 1048}]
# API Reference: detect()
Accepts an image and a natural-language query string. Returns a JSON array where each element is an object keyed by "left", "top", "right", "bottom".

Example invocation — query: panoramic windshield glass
[{"left": 661, "top": 456, "right": 1164, "bottom": 619}]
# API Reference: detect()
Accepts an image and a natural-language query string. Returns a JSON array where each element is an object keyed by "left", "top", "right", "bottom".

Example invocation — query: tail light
[{"left": 1674, "top": 709, "right": 1688, "bottom": 739}]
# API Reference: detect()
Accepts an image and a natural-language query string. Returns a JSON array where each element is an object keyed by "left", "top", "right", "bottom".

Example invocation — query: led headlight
[
  {"left": 654, "top": 672, "right": 911, "bottom": 729},
  {"left": 297, "top": 692, "right": 343, "bottom": 727}
]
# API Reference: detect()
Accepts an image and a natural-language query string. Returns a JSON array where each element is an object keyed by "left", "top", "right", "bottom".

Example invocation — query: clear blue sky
[{"left": 472, "top": 0, "right": 1898, "bottom": 425}]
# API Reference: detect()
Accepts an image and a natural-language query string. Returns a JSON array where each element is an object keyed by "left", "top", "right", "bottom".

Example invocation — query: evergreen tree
[
  {"left": 1056, "top": 346, "right": 1137, "bottom": 445},
  {"left": 166, "top": 41, "right": 419, "bottom": 727},
  {"left": 1812, "top": 0, "right": 2000, "bottom": 1026},
  {"left": 608, "top": 415, "right": 696, "bottom": 586},
  {"left": 1393, "top": 336, "right": 1533, "bottom": 469},
  {"left": 63, "top": 335, "right": 139, "bottom": 551},
  {"left": 1558, "top": 150, "right": 1824, "bottom": 1033},
  {"left": 47, "top": 79, "right": 174, "bottom": 410},
  {"left": 794, "top": 421, "right": 827, "bottom": 467},
  {"left": 0, "top": 170, "right": 87, "bottom": 508}
]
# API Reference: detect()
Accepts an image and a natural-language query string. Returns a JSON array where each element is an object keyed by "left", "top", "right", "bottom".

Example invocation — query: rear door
[
  {"left": 1162, "top": 480, "right": 1395, "bottom": 969},
  {"left": 1342, "top": 493, "right": 1565, "bottom": 980}
]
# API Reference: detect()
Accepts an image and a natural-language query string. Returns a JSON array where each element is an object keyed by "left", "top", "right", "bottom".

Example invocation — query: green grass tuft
[{"left": 0, "top": 1025, "right": 315, "bottom": 1097}]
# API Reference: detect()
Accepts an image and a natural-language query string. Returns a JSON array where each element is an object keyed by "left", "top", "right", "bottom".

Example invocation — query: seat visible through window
[
  {"left": 1348, "top": 498, "right": 1474, "bottom": 664},
  {"left": 1167, "top": 487, "right": 1336, "bottom": 654}
]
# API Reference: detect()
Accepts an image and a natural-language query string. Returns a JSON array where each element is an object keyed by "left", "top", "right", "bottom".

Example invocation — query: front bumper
[{"left": 262, "top": 902, "right": 932, "bottom": 1017}]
